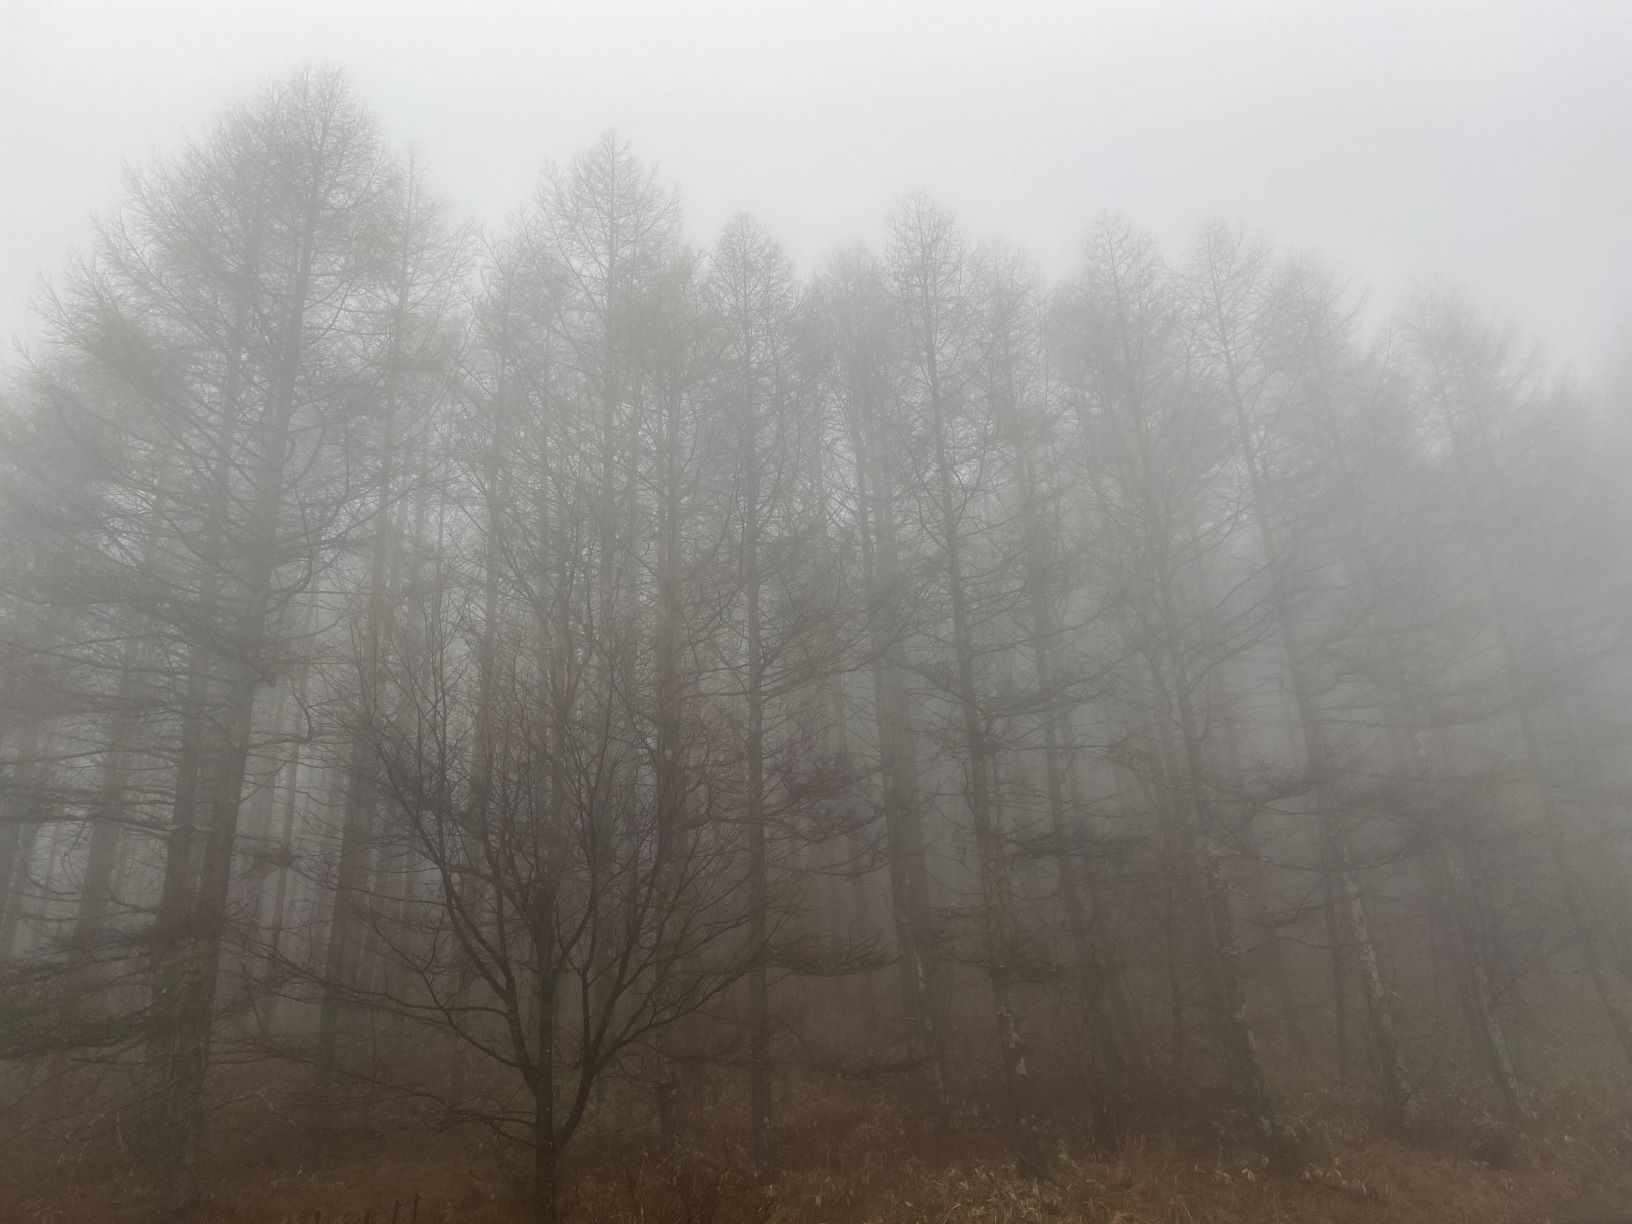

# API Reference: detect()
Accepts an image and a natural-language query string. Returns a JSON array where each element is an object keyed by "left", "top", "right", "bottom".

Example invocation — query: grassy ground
[{"left": 5, "top": 1073, "right": 1631, "bottom": 1223}]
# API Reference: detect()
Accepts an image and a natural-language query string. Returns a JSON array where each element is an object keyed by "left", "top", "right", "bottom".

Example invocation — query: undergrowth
[{"left": 3, "top": 1069, "right": 1630, "bottom": 1223}]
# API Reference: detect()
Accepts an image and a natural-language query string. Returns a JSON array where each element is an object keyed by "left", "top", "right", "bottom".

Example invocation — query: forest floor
[{"left": 6, "top": 1073, "right": 1632, "bottom": 1224}]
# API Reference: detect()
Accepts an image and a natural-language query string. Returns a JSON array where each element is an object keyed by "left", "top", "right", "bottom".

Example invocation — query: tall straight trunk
[
  {"left": 1147, "top": 575, "right": 1280, "bottom": 1148},
  {"left": 808, "top": 378, "right": 876, "bottom": 1034},
  {"left": 1068, "top": 734, "right": 1150, "bottom": 1076},
  {"left": 450, "top": 315, "right": 515, "bottom": 1108},
  {"left": 1328, "top": 827, "right": 1411, "bottom": 1118},
  {"left": 62, "top": 629, "right": 149, "bottom": 1032},
  {"left": 1558, "top": 635, "right": 1632, "bottom": 991},
  {"left": 745, "top": 616, "right": 770, "bottom": 1167},
  {"left": 310, "top": 396, "right": 397, "bottom": 1162},
  {"left": 530, "top": 887, "right": 559, "bottom": 1224},
  {"left": 0, "top": 721, "right": 46, "bottom": 958},
  {"left": 829, "top": 671, "right": 878, "bottom": 1030},
  {"left": 845, "top": 394, "right": 945, "bottom": 1099},
  {"left": 160, "top": 645, "right": 271, "bottom": 1210},
  {"left": 0, "top": 726, "right": 14, "bottom": 953},
  {"left": 360, "top": 460, "right": 420, "bottom": 1019},
  {"left": 1379, "top": 637, "right": 1527, "bottom": 1138},
  {"left": 1304, "top": 296, "right": 1560, "bottom": 1123},
  {"left": 1213, "top": 319, "right": 1411, "bottom": 1134},
  {"left": 577, "top": 233, "right": 631, "bottom": 1137},
  {"left": 1134, "top": 677, "right": 1219, "bottom": 1058},
  {"left": 924, "top": 360, "right": 1047, "bottom": 1180},
  {"left": 1321, "top": 848, "right": 1351, "bottom": 1087},
  {"left": 1000, "top": 386, "right": 1128, "bottom": 1088},
  {"left": 1387, "top": 705, "right": 1530, "bottom": 1139},
  {"left": 651, "top": 379, "right": 688, "bottom": 1150},
  {"left": 1434, "top": 830, "right": 1530, "bottom": 1134},
  {"left": 156, "top": 197, "right": 317, "bottom": 1222},
  {"left": 1109, "top": 339, "right": 1280, "bottom": 1146},
  {"left": 262, "top": 716, "right": 302, "bottom": 981},
  {"left": 1239, "top": 843, "right": 1309, "bottom": 1058},
  {"left": 1424, "top": 348, "right": 1632, "bottom": 1074},
  {"left": 1329, "top": 828, "right": 1414, "bottom": 1127},
  {"left": 1139, "top": 651, "right": 1273, "bottom": 1135},
  {"left": 148, "top": 633, "right": 218, "bottom": 1068},
  {"left": 738, "top": 350, "right": 773, "bottom": 1167},
  {"left": 67, "top": 511, "right": 173, "bottom": 1016},
  {"left": 147, "top": 280, "right": 254, "bottom": 1202},
  {"left": 262, "top": 596, "right": 318, "bottom": 998}
]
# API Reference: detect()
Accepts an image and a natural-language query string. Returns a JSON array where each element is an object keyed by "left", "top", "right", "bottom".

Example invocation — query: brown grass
[{"left": 4, "top": 1073, "right": 1630, "bottom": 1224}]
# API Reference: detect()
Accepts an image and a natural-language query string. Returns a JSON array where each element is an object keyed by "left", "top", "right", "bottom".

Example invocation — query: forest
[{"left": 1, "top": 66, "right": 1630, "bottom": 1224}]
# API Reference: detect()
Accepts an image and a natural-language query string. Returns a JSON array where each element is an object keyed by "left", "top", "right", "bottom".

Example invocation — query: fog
[
  {"left": 5, "top": 1, "right": 1630, "bottom": 372},
  {"left": 2, "top": 7, "right": 1632, "bottom": 1223}
]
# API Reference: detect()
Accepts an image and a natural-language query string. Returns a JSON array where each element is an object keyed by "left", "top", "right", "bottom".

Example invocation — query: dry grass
[{"left": 4, "top": 1073, "right": 1630, "bottom": 1223}]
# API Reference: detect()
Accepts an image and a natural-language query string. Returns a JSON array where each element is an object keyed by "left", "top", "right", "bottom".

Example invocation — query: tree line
[{"left": 1, "top": 67, "right": 1629, "bottom": 1223}]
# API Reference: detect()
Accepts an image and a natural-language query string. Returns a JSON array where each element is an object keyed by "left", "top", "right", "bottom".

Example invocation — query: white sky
[{"left": 3, "top": 0, "right": 1629, "bottom": 376}]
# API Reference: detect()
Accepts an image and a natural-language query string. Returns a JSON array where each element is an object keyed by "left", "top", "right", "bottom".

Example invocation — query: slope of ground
[{"left": 5, "top": 1075, "right": 1630, "bottom": 1223}]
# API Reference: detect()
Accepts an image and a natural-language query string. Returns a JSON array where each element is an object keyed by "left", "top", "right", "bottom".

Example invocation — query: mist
[
  {"left": 2, "top": 7, "right": 1632, "bottom": 1223},
  {"left": 6, "top": 1, "right": 1631, "bottom": 372}
]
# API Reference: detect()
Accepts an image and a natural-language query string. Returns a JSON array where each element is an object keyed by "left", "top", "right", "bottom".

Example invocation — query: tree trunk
[
  {"left": 741, "top": 360, "right": 772, "bottom": 1169},
  {"left": 1212, "top": 306, "right": 1412, "bottom": 1134},
  {"left": 1002, "top": 393, "right": 1128, "bottom": 1090},
  {"left": 1148, "top": 639, "right": 1280, "bottom": 1151},
  {"left": 0, "top": 721, "right": 47, "bottom": 958},
  {"left": 925, "top": 352, "right": 1047, "bottom": 1180},
  {"left": 156, "top": 192, "right": 317, "bottom": 1220},
  {"left": 847, "top": 394, "right": 945, "bottom": 1102}
]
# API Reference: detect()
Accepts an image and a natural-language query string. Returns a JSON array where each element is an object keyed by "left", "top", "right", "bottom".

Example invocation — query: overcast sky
[{"left": 4, "top": 0, "right": 1629, "bottom": 377}]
